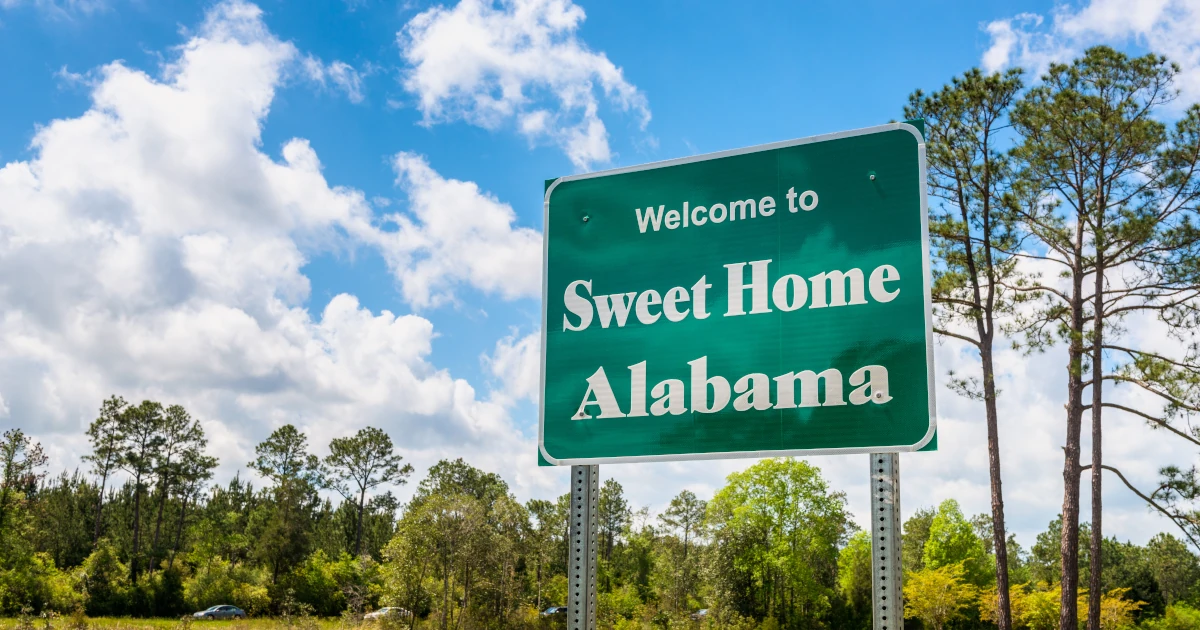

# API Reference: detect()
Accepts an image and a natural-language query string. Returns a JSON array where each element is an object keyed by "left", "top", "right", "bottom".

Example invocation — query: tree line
[{"left": 2, "top": 400, "right": 1200, "bottom": 629}]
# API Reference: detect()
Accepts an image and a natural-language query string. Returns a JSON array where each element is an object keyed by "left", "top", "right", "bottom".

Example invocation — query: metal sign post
[
  {"left": 568, "top": 465, "right": 599, "bottom": 630},
  {"left": 871, "top": 453, "right": 902, "bottom": 630}
]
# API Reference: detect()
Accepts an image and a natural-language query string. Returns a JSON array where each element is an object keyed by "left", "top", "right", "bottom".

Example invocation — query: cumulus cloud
[
  {"left": 375, "top": 152, "right": 542, "bottom": 308},
  {"left": 398, "top": 0, "right": 650, "bottom": 170},
  {"left": 983, "top": 0, "right": 1200, "bottom": 103},
  {"left": 0, "top": 0, "right": 557, "bottom": 500}
]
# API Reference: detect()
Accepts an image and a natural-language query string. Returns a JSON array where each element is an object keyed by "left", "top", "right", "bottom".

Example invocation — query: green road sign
[{"left": 539, "top": 122, "right": 935, "bottom": 465}]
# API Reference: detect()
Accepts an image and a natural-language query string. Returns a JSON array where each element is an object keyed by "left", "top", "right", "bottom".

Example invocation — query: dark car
[
  {"left": 193, "top": 605, "right": 246, "bottom": 620},
  {"left": 540, "top": 606, "right": 567, "bottom": 618}
]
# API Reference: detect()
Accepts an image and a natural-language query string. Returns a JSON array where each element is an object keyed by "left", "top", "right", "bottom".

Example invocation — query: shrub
[
  {"left": 153, "top": 566, "right": 189, "bottom": 617},
  {"left": 0, "top": 552, "right": 81, "bottom": 614},
  {"left": 78, "top": 540, "right": 129, "bottom": 616},
  {"left": 1141, "top": 603, "right": 1200, "bottom": 630},
  {"left": 183, "top": 556, "right": 271, "bottom": 614},
  {"left": 599, "top": 584, "right": 643, "bottom": 624},
  {"left": 1090, "top": 587, "right": 1143, "bottom": 630}
]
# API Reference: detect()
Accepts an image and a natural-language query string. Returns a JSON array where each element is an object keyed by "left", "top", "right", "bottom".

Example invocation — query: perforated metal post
[
  {"left": 568, "top": 465, "right": 599, "bottom": 630},
  {"left": 871, "top": 453, "right": 903, "bottom": 630}
]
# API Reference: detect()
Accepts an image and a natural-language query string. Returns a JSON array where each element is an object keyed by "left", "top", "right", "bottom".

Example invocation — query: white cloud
[
  {"left": 376, "top": 152, "right": 542, "bottom": 308},
  {"left": 484, "top": 329, "right": 540, "bottom": 405},
  {"left": 983, "top": 0, "right": 1200, "bottom": 103},
  {"left": 301, "top": 56, "right": 367, "bottom": 103},
  {"left": 0, "top": 0, "right": 556, "bottom": 502},
  {"left": 398, "top": 0, "right": 650, "bottom": 170}
]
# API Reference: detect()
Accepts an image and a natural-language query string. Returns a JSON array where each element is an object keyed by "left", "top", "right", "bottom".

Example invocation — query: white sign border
[{"left": 538, "top": 121, "right": 936, "bottom": 466}]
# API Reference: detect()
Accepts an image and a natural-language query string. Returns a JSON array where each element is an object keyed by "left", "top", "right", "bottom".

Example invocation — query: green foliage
[
  {"left": 1005, "top": 534, "right": 1033, "bottom": 586},
  {"left": 1100, "top": 537, "right": 1165, "bottom": 620},
  {"left": 836, "top": 531, "right": 871, "bottom": 611},
  {"left": 1089, "top": 587, "right": 1144, "bottom": 630},
  {"left": 705, "top": 458, "right": 850, "bottom": 627},
  {"left": 835, "top": 531, "right": 871, "bottom": 630},
  {"left": 80, "top": 540, "right": 130, "bottom": 616},
  {"left": 902, "top": 562, "right": 978, "bottom": 630},
  {"left": 658, "top": 490, "right": 704, "bottom": 560},
  {"left": 1021, "top": 585, "right": 1069, "bottom": 630},
  {"left": 923, "top": 499, "right": 995, "bottom": 586},
  {"left": 598, "top": 584, "right": 643, "bottom": 625},
  {"left": 901, "top": 507, "right": 934, "bottom": 573},
  {"left": 29, "top": 472, "right": 102, "bottom": 571},
  {"left": 0, "top": 552, "right": 79, "bottom": 614},
  {"left": 599, "top": 479, "right": 630, "bottom": 563},
  {"left": 6, "top": 387, "right": 1200, "bottom": 630},
  {"left": 247, "top": 425, "right": 324, "bottom": 583},
  {"left": 182, "top": 557, "right": 270, "bottom": 615},
  {"left": 0, "top": 429, "right": 49, "bottom": 544},
  {"left": 322, "top": 428, "right": 412, "bottom": 558},
  {"left": 1147, "top": 533, "right": 1200, "bottom": 606},
  {"left": 278, "top": 551, "right": 377, "bottom": 617},
  {"left": 379, "top": 459, "right": 528, "bottom": 628},
  {"left": 150, "top": 567, "right": 186, "bottom": 617},
  {"left": 1028, "top": 516, "right": 1091, "bottom": 586},
  {"left": 1141, "top": 603, "right": 1200, "bottom": 630},
  {"left": 654, "top": 490, "right": 707, "bottom": 613}
]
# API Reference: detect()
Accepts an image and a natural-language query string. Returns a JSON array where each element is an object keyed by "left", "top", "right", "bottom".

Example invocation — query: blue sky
[
  {"left": 2, "top": 0, "right": 1198, "bottom": 548},
  {"left": 1, "top": 0, "right": 1037, "bottom": 384}
]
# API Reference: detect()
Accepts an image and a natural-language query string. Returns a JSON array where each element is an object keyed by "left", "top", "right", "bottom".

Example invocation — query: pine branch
[
  {"left": 1080, "top": 463, "right": 1200, "bottom": 550},
  {"left": 1104, "top": 345, "right": 1200, "bottom": 371},
  {"left": 1100, "top": 403, "right": 1200, "bottom": 447},
  {"left": 1102, "top": 375, "right": 1200, "bottom": 412},
  {"left": 933, "top": 327, "right": 982, "bottom": 349}
]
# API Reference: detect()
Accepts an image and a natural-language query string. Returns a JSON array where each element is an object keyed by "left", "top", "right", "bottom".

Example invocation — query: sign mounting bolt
[
  {"left": 582, "top": 215, "right": 590, "bottom": 222},
  {"left": 869, "top": 171, "right": 877, "bottom": 181}
]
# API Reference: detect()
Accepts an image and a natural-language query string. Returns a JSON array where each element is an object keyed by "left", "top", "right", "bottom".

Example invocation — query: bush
[
  {"left": 699, "top": 606, "right": 757, "bottom": 630},
  {"left": 78, "top": 540, "right": 129, "bottom": 616},
  {"left": 278, "top": 550, "right": 379, "bottom": 617},
  {"left": 0, "top": 552, "right": 81, "bottom": 614},
  {"left": 542, "top": 575, "right": 568, "bottom": 612},
  {"left": 153, "top": 566, "right": 189, "bottom": 616},
  {"left": 232, "top": 582, "right": 271, "bottom": 616},
  {"left": 183, "top": 556, "right": 271, "bottom": 614},
  {"left": 599, "top": 584, "right": 643, "bottom": 624},
  {"left": 1141, "top": 603, "right": 1200, "bottom": 630}
]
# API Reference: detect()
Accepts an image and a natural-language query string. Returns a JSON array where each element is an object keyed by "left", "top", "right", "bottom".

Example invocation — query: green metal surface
[{"left": 540, "top": 123, "right": 935, "bottom": 465}]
